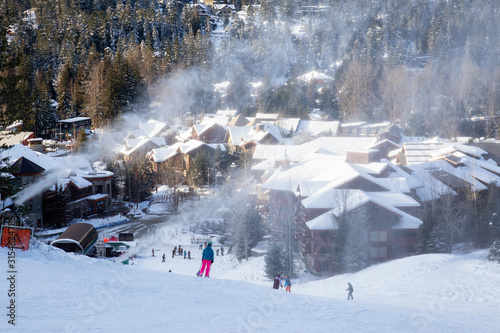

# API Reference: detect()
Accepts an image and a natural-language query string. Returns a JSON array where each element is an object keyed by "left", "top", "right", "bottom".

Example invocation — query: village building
[
  {"left": 148, "top": 140, "right": 224, "bottom": 177},
  {"left": 0, "top": 131, "right": 35, "bottom": 146},
  {"left": 0, "top": 144, "right": 115, "bottom": 228},
  {"left": 118, "top": 119, "right": 170, "bottom": 161},
  {"left": 57, "top": 117, "right": 92, "bottom": 141},
  {"left": 253, "top": 130, "right": 500, "bottom": 274},
  {"left": 193, "top": 122, "right": 227, "bottom": 143}
]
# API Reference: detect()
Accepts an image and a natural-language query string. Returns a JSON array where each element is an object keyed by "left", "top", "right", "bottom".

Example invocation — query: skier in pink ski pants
[{"left": 199, "top": 242, "right": 214, "bottom": 277}]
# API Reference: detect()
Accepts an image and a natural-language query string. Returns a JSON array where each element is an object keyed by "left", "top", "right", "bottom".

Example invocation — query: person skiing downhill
[
  {"left": 284, "top": 276, "right": 291, "bottom": 292},
  {"left": 199, "top": 241, "right": 214, "bottom": 277},
  {"left": 273, "top": 274, "right": 283, "bottom": 290},
  {"left": 346, "top": 282, "right": 354, "bottom": 300}
]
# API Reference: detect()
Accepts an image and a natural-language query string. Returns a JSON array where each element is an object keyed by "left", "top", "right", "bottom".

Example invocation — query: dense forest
[{"left": 0, "top": 0, "right": 499, "bottom": 139}]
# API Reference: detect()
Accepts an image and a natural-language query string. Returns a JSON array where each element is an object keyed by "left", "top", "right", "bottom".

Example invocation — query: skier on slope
[
  {"left": 273, "top": 274, "right": 283, "bottom": 290},
  {"left": 199, "top": 241, "right": 214, "bottom": 277},
  {"left": 284, "top": 276, "right": 292, "bottom": 292},
  {"left": 346, "top": 282, "right": 354, "bottom": 300}
]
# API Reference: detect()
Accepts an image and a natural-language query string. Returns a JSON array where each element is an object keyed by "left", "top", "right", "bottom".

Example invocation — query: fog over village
[{"left": 1, "top": 0, "right": 500, "bottom": 332}]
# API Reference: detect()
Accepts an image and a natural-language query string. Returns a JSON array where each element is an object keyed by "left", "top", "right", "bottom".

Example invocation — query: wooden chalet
[
  {"left": 193, "top": 122, "right": 227, "bottom": 143},
  {"left": 298, "top": 190, "right": 422, "bottom": 273}
]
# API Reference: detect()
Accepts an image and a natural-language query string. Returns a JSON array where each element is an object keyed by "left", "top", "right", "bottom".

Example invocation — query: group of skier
[
  {"left": 159, "top": 243, "right": 355, "bottom": 299},
  {"left": 273, "top": 274, "right": 292, "bottom": 292},
  {"left": 273, "top": 274, "right": 354, "bottom": 299},
  {"left": 167, "top": 246, "right": 191, "bottom": 260}
]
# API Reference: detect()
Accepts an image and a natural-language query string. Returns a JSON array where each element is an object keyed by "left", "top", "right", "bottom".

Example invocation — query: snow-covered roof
[
  {"left": 262, "top": 154, "right": 347, "bottom": 192},
  {"left": 302, "top": 185, "right": 419, "bottom": 210},
  {"left": 384, "top": 160, "right": 423, "bottom": 190},
  {"left": 214, "top": 81, "right": 230, "bottom": 93},
  {"left": 87, "top": 193, "right": 108, "bottom": 200},
  {"left": 255, "top": 113, "right": 279, "bottom": 121},
  {"left": 411, "top": 169, "right": 457, "bottom": 202},
  {"left": 297, "top": 71, "right": 333, "bottom": 83},
  {"left": 305, "top": 194, "right": 421, "bottom": 231},
  {"left": 140, "top": 119, "right": 168, "bottom": 138},
  {"left": 406, "top": 159, "right": 489, "bottom": 191},
  {"left": 120, "top": 137, "right": 158, "bottom": 156},
  {"left": 200, "top": 115, "right": 229, "bottom": 127},
  {"left": 295, "top": 120, "right": 340, "bottom": 137},
  {"left": 5, "top": 120, "right": 23, "bottom": 131},
  {"left": 401, "top": 138, "right": 488, "bottom": 165},
  {"left": 250, "top": 159, "right": 276, "bottom": 172},
  {"left": 216, "top": 109, "right": 238, "bottom": 117},
  {"left": 149, "top": 137, "right": 167, "bottom": 147},
  {"left": 286, "top": 137, "right": 377, "bottom": 161},
  {"left": 297, "top": 181, "right": 330, "bottom": 197},
  {"left": 0, "top": 131, "right": 34, "bottom": 146},
  {"left": 228, "top": 126, "right": 252, "bottom": 146},
  {"left": 306, "top": 211, "right": 338, "bottom": 230},
  {"left": 69, "top": 176, "right": 93, "bottom": 189},
  {"left": 0, "top": 144, "right": 59, "bottom": 173},
  {"left": 194, "top": 122, "right": 226, "bottom": 137},
  {"left": 341, "top": 121, "right": 367, "bottom": 128},
  {"left": 252, "top": 145, "right": 291, "bottom": 160},
  {"left": 149, "top": 146, "right": 179, "bottom": 163},
  {"left": 277, "top": 118, "right": 302, "bottom": 135},
  {"left": 58, "top": 117, "right": 91, "bottom": 123}
]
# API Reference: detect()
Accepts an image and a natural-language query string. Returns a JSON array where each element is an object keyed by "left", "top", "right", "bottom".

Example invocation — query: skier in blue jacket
[{"left": 199, "top": 241, "right": 214, "bottom": 277}]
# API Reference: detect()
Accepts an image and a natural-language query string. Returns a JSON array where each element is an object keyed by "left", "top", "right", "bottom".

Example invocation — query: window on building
[
  {"left": 369, "top": 247, "right": 387, "bottom": 258},
  {"left": 369, "top": 231, "right": 387, "bottom": 242}
]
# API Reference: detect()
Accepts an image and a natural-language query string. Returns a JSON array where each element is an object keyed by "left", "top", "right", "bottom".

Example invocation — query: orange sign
[{"left": 1, "top": 227, "right": 32, "bottom": 250}]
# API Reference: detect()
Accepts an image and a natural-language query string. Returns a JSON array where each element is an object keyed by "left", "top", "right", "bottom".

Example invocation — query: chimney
[
  {"left": 280, "top": 160, "right": 290, "bottom": 171},
  {"left": 346, "top": 150, "right": 380, "bottom": 164}
]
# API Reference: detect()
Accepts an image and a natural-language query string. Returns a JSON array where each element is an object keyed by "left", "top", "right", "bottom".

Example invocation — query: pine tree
[
  {"left": 231, "top": 197, "right": 263, "bottom": 262},
  {"left": 32, "top": 70, "right": 57, "bottom": 137},
  {"left": 0, "top": 147, "right": 20, "bottom": 200},
  {"left": 332, "top": 212, "right": 348, "bottom": 271},
  {"left": 487, "top": 240, "right": 500, "bottom": 263},
  {"left": 426, "top": 227, "right": 449, "bottom": 254},
  {"left": 139, "top": 157, "right": 154, "bottom": 201},
  {"left": 264, "top": 242, "right": 285, "bottom": 280},
  {"left": 188, "top": 150, "right": 209, "bottom": 187},
  {"left": 343, "top": 216, "right": 369, "bottom": 273},
  {"left": 56, "top": 63, "right": 74, "bottom": 119},
  {"left": 46, "top": 185, "right": 68, "bottom": 229}
]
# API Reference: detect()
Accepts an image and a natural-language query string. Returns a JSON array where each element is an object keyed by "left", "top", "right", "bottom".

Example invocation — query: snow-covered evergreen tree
[
  {"left": 426, "top": 227, "right": 449, "bottom": 254},
  {"left": 342, "top": 215, "right": 369, "bottom": 273},
  {"left": 487, "top": 240, "right": 500, "bottom": 263},
  {"left": 264, "top": 242, "right": 285, "bottom": 280}
]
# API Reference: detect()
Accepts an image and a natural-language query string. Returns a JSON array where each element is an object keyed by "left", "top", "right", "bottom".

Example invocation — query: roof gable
[{"left": 11, "top": 156, "right": 45, "bottom": 175}]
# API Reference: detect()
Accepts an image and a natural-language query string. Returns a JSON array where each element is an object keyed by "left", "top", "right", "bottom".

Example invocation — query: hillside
[{"left": 2, "top": 222, "right": 500, "bottom": 332}]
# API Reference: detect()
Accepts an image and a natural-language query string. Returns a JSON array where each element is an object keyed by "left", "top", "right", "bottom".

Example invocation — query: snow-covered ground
[{"left": 2, "top": 215, "right": 500, "bottom": 332}]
